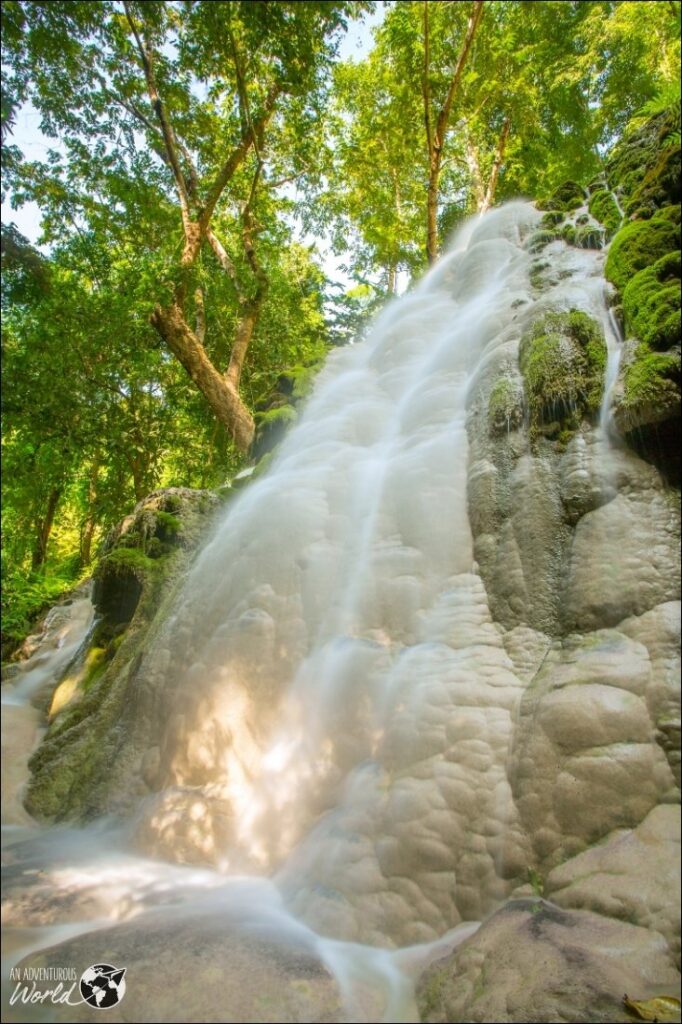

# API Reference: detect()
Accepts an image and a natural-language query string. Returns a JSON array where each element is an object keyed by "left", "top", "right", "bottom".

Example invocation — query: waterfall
[{"left": 4, "top": 201, "right": 673, "bottom": 1024}]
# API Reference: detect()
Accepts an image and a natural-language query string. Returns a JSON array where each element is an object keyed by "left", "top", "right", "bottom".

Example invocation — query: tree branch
[
  {"left": 481, "top": 115, "right": 511, "bottom": 213},
  {"left": 198, "top": 84, "right": 281, "bottom": 235},
  {"left": 435, "top": 0, "right": 485, "bottom": 151},
  {"left": 194, "top": 286, "right": 206, "bottom": 344},
  {"left": 422, "top": 1, "right": 433, "bottom": 159},
  {"left": 206, "top": 229, "right": 242, "bottom": 293},
  {"left": 123, "top": 1, "right": 192, "bottom": 232}
]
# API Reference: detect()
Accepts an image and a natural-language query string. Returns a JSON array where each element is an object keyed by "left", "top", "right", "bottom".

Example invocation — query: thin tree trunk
[
  {"left": 151, "top": 302, "right": 255, "bottom": 451},
  {"left": 31, "top": 487, "right": 61, "bottom": 572},
  {"left": 480, "top": 117, "right": 511, "bottom": 214},
  {"left": 465, "top": 135, "right": 486, "bottom": 211},
  {"left": 423, "top": 0, "right": 485, "bottom": 263},
  {"left": 80, "top": 457, "right": 100, "bottom": 567},
  {"left": 426, "top": 158, "right": 441, "bottom": 265}
]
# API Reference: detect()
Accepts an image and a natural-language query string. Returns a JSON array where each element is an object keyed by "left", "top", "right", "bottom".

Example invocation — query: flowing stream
[{"left": 2, "top": 202, "right": 626, "bottom": 1022}]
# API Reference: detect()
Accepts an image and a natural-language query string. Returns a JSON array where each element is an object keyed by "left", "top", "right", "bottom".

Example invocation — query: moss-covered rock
[
  {"left": 622, "top": 250, "right": 681, "bottom": 350},
  {"left": 527, "top": 229, "right": 557, "bottom": 254},
  {"left": 611, "top": 341, "right": 681, "bottom": 482},
  {"left": 519, "top": 310, "right": 606, "bottom": 435},
  {"left": 604, "top": 208, "right": 680, "bottom": 291},
  {"left": 616, "top": 347, "right": 681, "bottom": 431},
  {"left": 587, "top": 188, "right": 622, "bottom": 237},
  {"left": 574, "top": 223, "right": 606, "bottom": 250},
  {"left": 538, "top": 180, "right": 585, "bottom": 213},
  {"left": 25, "top": 487, "right": 219, "bottom": 821},
  {"left": 250, "top": 360, "right": 322, "bottom": 462},
  {"left": 599, "top": 111, "right": 681, "bottom": 477},
  {"left": 488, "top": 375, "right": 525, "bottom": 436},
  {"left": 605, "top": 109, "right": 679, "bottom": 212},
  {"left": 540, "top": 210, "right": 565, "bottom": 229}
]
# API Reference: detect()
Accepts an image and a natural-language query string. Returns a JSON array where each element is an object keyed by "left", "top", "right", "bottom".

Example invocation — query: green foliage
[
  {"left": 623, "top": 251, "right": 681, "bottom": 350},
  {"left": 605, "top": 210, "right": 680, "bottom": 291},
  {"left": 1, "top": 566, "right": 84, "bottom": 653}
]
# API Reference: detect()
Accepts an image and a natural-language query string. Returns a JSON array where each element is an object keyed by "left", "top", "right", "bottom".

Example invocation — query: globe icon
[{"left": 79, "top": 964, "right": 126, "bottom": 1009}]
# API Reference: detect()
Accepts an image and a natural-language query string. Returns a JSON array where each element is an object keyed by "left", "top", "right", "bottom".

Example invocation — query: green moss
[
  {"left": 530, "top": 260, "right": 550, "bottom": 289},
  {"left": 606, "top": 110, "right": 677, "bottom": 203},
  {"left": 252, "top": 450, "right": 275, "bottom": 479},
  {"left": 540, "top": 211, "right": 565, "bottom": 229},
  {"left": 626, "top": 144, "right": 681, "bottom": 218},
  {"left": 621, "top": 347, "right": 681, "bottom": 412},
  {"left": 254, "top": 404, "right": 298, "bottom": 428},
  {"left": 574, "top": 224, "right": 606, "bottom": 250},
  {"left": 588, "top": 189, "right": 622, "bottom": 236},
  {"left": 604, "top": 208, "right": 680, "bottom": 292},
  {"left": 622, "top": 251, "right": 681, "bottom": 349},
  {"left": 561, "top": 223, "right": 576, "bottom": 246},
  {"left": 418, "top": 970, "right": 447, "bottom": 1020},
  {"left": 527, "top": 229, "right": 557, "bottom": 254},
  {"left": 155, "top": 510, "right": 180, "bottom": 534},
  {"left": 80, "top": 647, "right": 107, "bottom": 693},
  {"left": 528, "top": 867, "right": 545, "bottom": 898},
  {"left": 519, "top": 310, "right": 607, "bottom": 433},
  {"left": 538, "top": 180, "right": 585, "bottom": 212},
  {"left": 97, "top": 546, "right": 156, "bottom": 579},
  {"left": 488, "top": 376, "right": 523, "bottom": 435},
  {"left": 145, "top": 536, "right": 173, "bottom": 559},
  {"left": 278, "top": 363, "right": 320, "bottom": 402}
]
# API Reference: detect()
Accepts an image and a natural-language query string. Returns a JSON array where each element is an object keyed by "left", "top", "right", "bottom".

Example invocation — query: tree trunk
[
  {"left": 465, "top": 136, "right": 486, "bottom": 211},
  {"left": 480, "top": 117, "right": 511, "bottom": 214},
  {"left": 31, "top": 487, "right": 61, "bottom": 572},
  {"left": 80, "top": 457, "right": 100, "bottom": 567},
  {"left": 423, "top": 0, "right": 484, "bottom": 263},
  {"left": 426, "top": 158, "right": 441, "bottom": 265},
  {"left": 151, "top": 301, "right": 255, "bottom": 451}
]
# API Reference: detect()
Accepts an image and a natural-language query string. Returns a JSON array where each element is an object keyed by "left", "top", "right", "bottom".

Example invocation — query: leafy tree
[{"left": 2, "top": 0, "right": 359, "bottom": 448}]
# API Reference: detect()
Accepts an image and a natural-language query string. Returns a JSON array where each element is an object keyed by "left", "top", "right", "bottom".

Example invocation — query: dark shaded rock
[
  {"left": 417, "top": 899, "right": 680, "bottom": 1024},
  {"left": 11, "top": 907, "right": 342, "bottom": 1023}
]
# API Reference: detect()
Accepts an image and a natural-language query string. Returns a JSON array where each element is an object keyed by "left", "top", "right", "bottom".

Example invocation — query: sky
[{"left": 1, "top": 5, "right": 386, "bottom": 289}]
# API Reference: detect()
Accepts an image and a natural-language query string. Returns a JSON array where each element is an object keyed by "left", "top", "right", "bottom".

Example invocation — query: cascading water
[{"left": 3, "top": 201, "right": 645, "bottom": 1022}]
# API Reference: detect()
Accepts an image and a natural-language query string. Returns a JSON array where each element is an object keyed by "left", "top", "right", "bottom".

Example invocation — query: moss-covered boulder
[
  {"left": 25, "top": 487, "right": 219, "bottom": 821},
  {"left": 519, "top": 310, "right": 607, "bottom": 436},
  {"left": 599, "top": 110, "right": 681, "bottom": 477},
  {"left": 622, "top": 250, "right": 681, "bottom": 350},
  {"left": 538, "top": 180, "right": 585, "bottom": 213},
  {"left": 588, "top": 187, "right": 622, "bottom": 237},
  {"left": 613, "top": 345, "right": 681, "bottom": 480},
  {"left": 250, "top": 361, "right": 322, "bottom": 462},
  {"left": 605, "top": 208, "right": 680, "bottom": 291},
  {"left": 488, "top": 374, "right": 525, "bottom": 436},
  {"left": 605, "top": 109, "right": 680, "bottom": 216}
]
